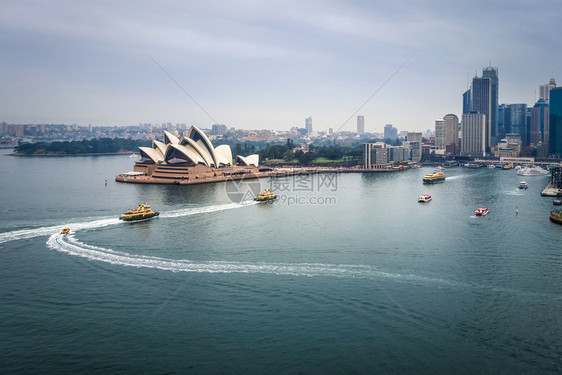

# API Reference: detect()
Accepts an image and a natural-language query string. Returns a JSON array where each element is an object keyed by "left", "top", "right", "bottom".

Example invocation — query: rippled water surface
[{"left": 1, "top": 151, "right": 561, "bottom": 374}]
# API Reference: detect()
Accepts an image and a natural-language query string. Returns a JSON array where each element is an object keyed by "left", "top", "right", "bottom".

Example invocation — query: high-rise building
[
  {"left": 406, "top": 132, "right": 422, "bottom": 162},
  {"left": 444, "top": 114, "right": 459, "bottom": 155},
  {"left": 540, "top": 78, "right": 556, "bottom": 104},
  {"left": 497, "top": 104, "right": 505, "bottom": 139},
  {"left": 357, "top": 115, "right": 365, "bottom": 134},
  {"left": 363, "top": 143, "right": 388, "bottom": 168},
  {"left": 461, "top": 112, "right": 486, "bottom": 157},
  {"left": 549, "top": 87, "right": 562, "bottom": 156},
  {"left": 384, "top": 124, "right": 398, "bottom": 139},
  {"left": 471, "top": 76, "right": 492, "bottom": 151},
  {"left": 504, "top": 104, "right": 528, "bottom": 146},
  {"left": 434, "top": 119, "right": 446, "bottom": 151},
  {"left": 529, "top": 98, "right": 550, "bottom": 145},
  {"left": 462, "top": 89, "right": 471, "bottom": 114},
  {"left": 482, "top": 66, "right": 499, "bottom": 144},
  {"left": 305, "top": 117, "right": 313, "bottom": 134}
]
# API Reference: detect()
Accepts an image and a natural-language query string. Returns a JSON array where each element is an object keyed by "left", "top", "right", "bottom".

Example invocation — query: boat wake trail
[
  {"left": 0, "top": 202, "right": 253, "bottom": 244},
  {"left": 45, "top": 233, "right": 464, "bottom": 288}
]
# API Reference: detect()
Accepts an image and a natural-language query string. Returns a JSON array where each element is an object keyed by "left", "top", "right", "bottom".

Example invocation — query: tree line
[
  {"left": 258, "top": 140, "right": 363, "bottom": 164},
  {"left": 13, "top": 138, "right": 150, "bottom": 155}
]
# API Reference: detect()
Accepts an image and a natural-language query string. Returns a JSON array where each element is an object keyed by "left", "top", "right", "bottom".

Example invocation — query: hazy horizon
[{"left": 1, "top": 1, "right": 560, "bottom": 133}]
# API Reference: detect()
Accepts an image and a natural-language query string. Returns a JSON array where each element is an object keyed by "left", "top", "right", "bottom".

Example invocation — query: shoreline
[{"left": 9, "top": 151, "right": 135, "bottom": 157}]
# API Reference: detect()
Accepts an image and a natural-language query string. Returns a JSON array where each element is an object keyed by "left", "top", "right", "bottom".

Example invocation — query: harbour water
[{"left": 1, "top": 150, "right": 561, "bottom": 374}]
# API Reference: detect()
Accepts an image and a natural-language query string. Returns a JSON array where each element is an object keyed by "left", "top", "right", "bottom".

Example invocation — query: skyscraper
[
  {"left": 540, "top": 78, "right": 556, "bottom": 104},
  {"left": 530, "top": 99, "right": 549, "bottom": 145},
  {"left": 549, "top": 87, "right": 562, "bottom": 156},
  {"left": 504, "top": 104, "right": 528, "bottom": 146},
  {"left": 305, "top": 117, "right": 312, "bottom": 134},
  {"left": 434, "top": 119, "right": 446, "bottom": 151},
  {"left": 482, "top": 66, "right": 499, "bottom": 144},
  {"left": 357, "top": 115, "right": 365, "bottom": 134},
  {"left": 462, "top": 89, "right": 471, "bottom": 114},
  {"left": 443, "top": 114, "right": 459, "bottom": 155},
  {"left": 461, "top": 112, "right": 486, "bottom": 157},
  {"left": 471, "top": 76, "right": 492, "bottom": 152}
]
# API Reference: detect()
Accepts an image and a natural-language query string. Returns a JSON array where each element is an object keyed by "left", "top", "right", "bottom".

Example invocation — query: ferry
[
  {"left": 464, "top": 163, "right": 483, "bottom": 168},
  {"left": 550, "top": 210, "right": 562, "bottom": 225},
  {"left": 474, "top": 207, "right": 489, "bottom": 216},
  {"left": 119, "top": 203, "right": 160, "bottom": 222},
  {"left": 423, "top": 172, "right": 446, "bottom": 184},
  {"left": 518, "top": 181, "right": 528, "bottom": 189},
  {"left": 61, "top": 227, "right": 70, "bottom": 235},
  {"left": 517, "top": 166, "right": 549, "bottom": 176},
  {"left": 254, "top": 189, "right": 278, "bottom": 202},
  {"left": 418, "top": 194, "right": 432, "bottom": 203}
]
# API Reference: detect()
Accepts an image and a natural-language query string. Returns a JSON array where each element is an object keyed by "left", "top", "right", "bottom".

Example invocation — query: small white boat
[
  {"left": 517, "top": 166, "right": 549, "bottom": 176},
  {"left": 129, "top": 154, "right": 139, "bottom": 158},
  {"left": 518, "top": 181, "right": 528, "bottom": 189},
  {"left": 474, "top": 207, "right": 489, "bottom": 216},
  {"left": 418, "top": 194, "right": 432, "bottom": 203}
]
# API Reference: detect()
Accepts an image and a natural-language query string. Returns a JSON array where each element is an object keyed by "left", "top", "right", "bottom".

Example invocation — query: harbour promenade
[{"left": 115, "top": 165, "right": 406, "bottom": 185}]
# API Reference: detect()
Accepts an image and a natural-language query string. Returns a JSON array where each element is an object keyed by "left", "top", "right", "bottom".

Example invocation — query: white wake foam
[
  {"left": 45, "top": 232, "right": 463, "bottom": 288},
  {"left": 0, "top": 202, "right": 253, "bottom": 244}
]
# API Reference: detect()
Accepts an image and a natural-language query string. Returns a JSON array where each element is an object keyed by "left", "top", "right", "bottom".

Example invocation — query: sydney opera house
[{"left": 116, "top": 126, "right": 269, "bottom": 184}]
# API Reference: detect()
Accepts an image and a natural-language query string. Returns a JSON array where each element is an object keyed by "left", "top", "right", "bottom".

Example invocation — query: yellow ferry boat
[
  {"left": 61, "top": 227, "right": 70, "bottom": 235},
  {"left": 550, "top": 210, "right": 562, "bottom": 225},
  {"left": 119, "top": 203, "right": 160, "bottom": 222},
  {"left": 254, "top": 189, "right": 278, "bottom": 202},
  {"left": 422, "top": 171, "right": 446, "bottom": 184}
]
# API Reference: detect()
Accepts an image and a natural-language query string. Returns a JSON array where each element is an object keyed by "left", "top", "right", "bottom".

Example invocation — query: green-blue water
[{"left": 1, "top": 150, "right": 561, "bottom": 374}]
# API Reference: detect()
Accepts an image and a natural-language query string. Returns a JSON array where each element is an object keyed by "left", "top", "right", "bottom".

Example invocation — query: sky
[{"left": 1, "top": 0, "right": 561, "bottom": 133}]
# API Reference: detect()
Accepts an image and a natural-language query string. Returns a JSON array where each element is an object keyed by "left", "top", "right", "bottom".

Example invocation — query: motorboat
[
  {"left": 119, "top": 203, "right": 159, "bottom": 221},
  {"left": 423, "top": 172, "right": 446, "bottom": 184},
  {"left": 61, "top": 227, "right": 70, "bottom": 235},
  {"left": 418, "top": 194, "right": 432, "bottom": 203},
  {"left": 474, "top": 207, "right": 489, "bottom": 216},
  {"left": 434, "top": 166, "right": 444, "bottom": 172},
  {"left": 550, "top": 210, "right": 562, "bottom": 225},
  {"left": 517, "top": 166, "right": 549, "bottom": 176},
  {"left": 518, "top": 181, "right": 528, "bottom": 189},
  {"left": 254, "top": 189, "right": 278, "bottom": 202}
]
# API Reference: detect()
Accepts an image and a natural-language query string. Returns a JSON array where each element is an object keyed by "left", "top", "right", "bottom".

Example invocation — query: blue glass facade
[{"left": 549, "top": 87, "right": 562, "bottom": 156}]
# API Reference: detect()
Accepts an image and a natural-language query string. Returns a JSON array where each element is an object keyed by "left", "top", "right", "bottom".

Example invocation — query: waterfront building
[
  {"left": 471, "top": 75, "right": 493, "bottom": 151},
  {"left": 357, "top": 116, "right": 365, "bottom": 134},
  {"left": 540, "top": 77, "right": 557, "bottom": 104},
  {"left": 305, "top": 117, "right": 313, "bottom": 134},
  {"left": 363, "top": 142, "right": 389, "bottom": 168},
  {"left": 444, "top": 114, "right": 459, "bottom": 155},
  {"left": 389, "top": 146, "right": 409, "bottom": 162},
  {"left": 549, "top": 87, "right": 562, "bottom": 156},
  {"left": 493, "top": 134, "right": 522, "bottom": 158},
  {"left": 434, "top": 119, "right": 446, "bottom": 154},
  {"left": 531, "top": 98, "right": 550, "bottom": 145},
  {"left": 384, "top": 124, "right": 398, "bottom": 140},
  {"left": 121, "top": 126, "right": 265, "bottom": 184},
  {"left": 503, "top": 104, "right": 528, "bottom": 146},
  {"left": 406, "top": 132, "right": 422, "bottom": 162},
  {"left": 461, "top": 112, "right": 486, "bottom": 157}
]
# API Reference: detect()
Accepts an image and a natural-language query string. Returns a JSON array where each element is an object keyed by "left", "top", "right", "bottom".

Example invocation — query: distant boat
[
  {"left": 119, "top": 203, "right": 159, "bottom": 222},
  {"left": 418, "top": 194, "right": 432, "bottom": 203},
  {"left": 550, "top": 210, "right": 562, "bottom": 225},
  {"left": 475, "top": 207, "right": 489, "bottom": 216},
  {"left": 464, "top": 163, "right": 483, "bottom": 168},
  {"left": 254, "top": 189, "right": 278, "bottom": 202},
  {"left": 518, "top": 181, "right": 528, "bottom": 189},
  {"left": 423, "top": 172, "right": 446, "bottom": 184},
  {"left": 129, "top": 154, "right": 139, "bottom": 158},
  {"left": 517, "top": 166, "right": 549, "bottom": 176},
  {"left": 61, "top": 227, "right": 70, "bottom": 234}
]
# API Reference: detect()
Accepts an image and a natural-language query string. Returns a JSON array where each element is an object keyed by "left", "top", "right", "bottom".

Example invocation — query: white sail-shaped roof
[
  {"left": 236, "top": 154, "right": 259, "bottom": 167},
  {"left": 152, "top": 140, "right": 167, "bottom": 156},
  {"left": 164, "top": 144, "right": 203, "bottom": 165},
  {"left": 215, "top": 145, "right": 233, "bottom": 166},
  {"left": 180, "top": 137, "right": 214, "bottom": 167},
  {"left": 188, "top": 126, "right": 218, "bottom": 167},
  {"left": 163, "top": 130, "right": 180, "bottom": 145},
  {"left": 139, "top": 147, "right": 164, "bottom": 164}
]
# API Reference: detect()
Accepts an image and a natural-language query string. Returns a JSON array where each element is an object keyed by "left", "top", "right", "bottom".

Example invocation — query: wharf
[
  {"left": 116, "top": 166, "right": 402, "bottom": 185},
  {"left": 541, "top": 182, "right": 562, "bottom": 197}
]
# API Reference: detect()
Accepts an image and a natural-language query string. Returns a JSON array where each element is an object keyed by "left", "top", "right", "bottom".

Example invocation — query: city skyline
[{"left": 1, "top": 1, "right": 561, "bottom": 132}]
